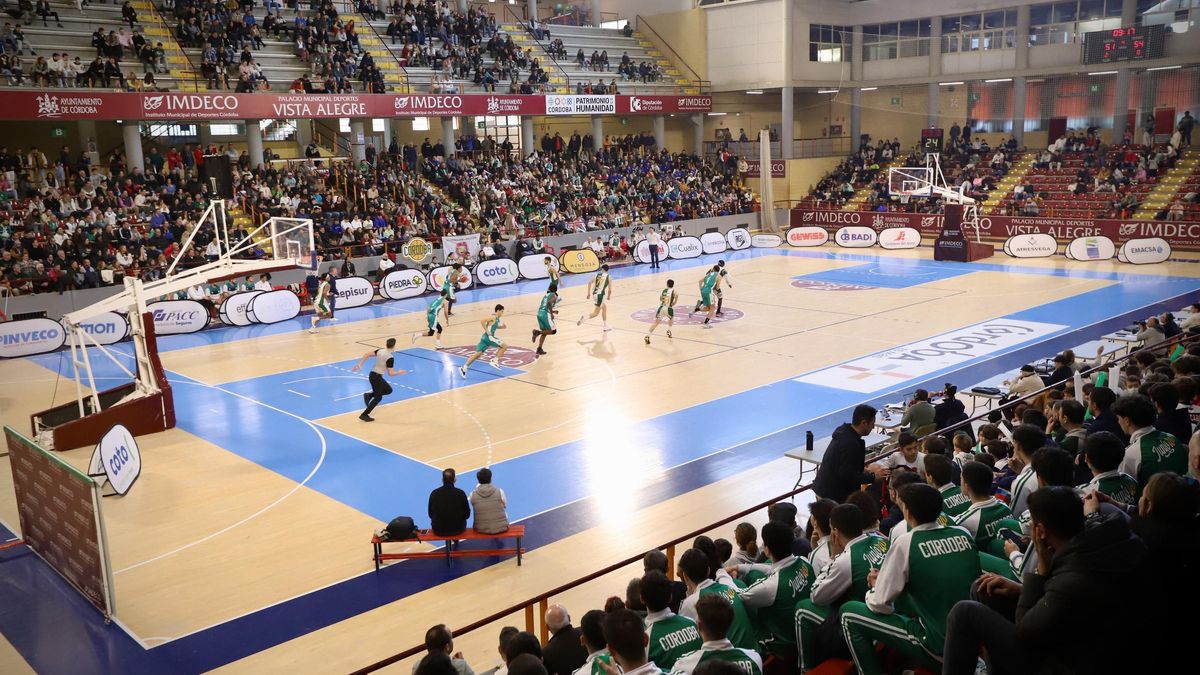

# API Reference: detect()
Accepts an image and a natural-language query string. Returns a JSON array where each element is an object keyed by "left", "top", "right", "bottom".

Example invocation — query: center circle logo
[
  {"left": 629, "top": 306, "right": 745, "bottom": 326},
  {"left": 438, "top": 345, "right": 538, "bottom": 367}
]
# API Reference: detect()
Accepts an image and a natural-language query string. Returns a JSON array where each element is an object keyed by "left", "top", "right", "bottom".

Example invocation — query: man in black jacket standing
[
  {"left": 428, "top": 468, "right": 470, "bottom": 536},
  {"left": 813, "top": 404, "right": 885, "bottom": 502}
]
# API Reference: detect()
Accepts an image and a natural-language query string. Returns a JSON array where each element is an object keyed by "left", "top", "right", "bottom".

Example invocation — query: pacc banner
[
  {"left": 667, "top": 236, "right": 703, "bottom": 259},
  {"left": 1064, "top": 236, "right": 1116, "bottom": 261},
  {"left": 219, "top": 290, "right": 262, "bottom": 327},
  {"left": 700, "top": 232, "right": 728, "bottom": 255},
  {"left": 247, "top": 289, "right": 301, "bottom": 324},
  {"left": 559, "top": 248, "right": 601, "bottom": 274},
  {"left": 87, "top": 424, "right": 141, "bottom": 497},
  {"left": 786, "top": 226, "right": 828, "bottom": 247},
  {"left": 70, "top": 312, "right": 130, "bottom": 346},
  {"left": 0, "top": 317, "right": 67, "bottom": 358},
  {"left": 428, "top": 265, "right": 474, "bottom": 292},
  {"left": 879, "top": 227, "right": 921, "bottom": 250},
  {"left": 789, "top": 208, "right": 1200, "bottom": 251},
  {"left": 1004, "top": 234, "right": 1058, "bottom": 258},
  {"left": 752, "top": 233, "right": 782, "bottom": 248},
  {"left": 148, "top": 299, "right": 208, "bottom": 335},
  {"left": 518, "top": 253, "right": 558, "bottom": 279},
  {"left": 1118, "top": 237, "right": 1172, "bottom": 264},
  {"left": 726, "top": 228, "right": 752, "bottom": 250},
  {"left": 835, "top": 226, "right": 878, "bottom": 248},
  {"left": 333, "top": 275, "right": 375, "bottom": 309},
  {"left": 476, "top": 258, "right": 519, "bottom": 286},
  {"left": 380, "top": 269, "right": 428, "bottom": 299}
]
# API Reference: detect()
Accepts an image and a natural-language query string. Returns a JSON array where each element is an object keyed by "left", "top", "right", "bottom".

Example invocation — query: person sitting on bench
[{"left": 429, "top": 468, "right": 470, "bottom": 537}]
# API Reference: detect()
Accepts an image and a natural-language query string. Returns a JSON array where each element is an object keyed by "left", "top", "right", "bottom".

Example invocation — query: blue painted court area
[
  {"left": 792, "top": 259, "right": 976, "bottom": 289},
  {"left": 218, "top": 349, "right": 524, "bottom": 420}
]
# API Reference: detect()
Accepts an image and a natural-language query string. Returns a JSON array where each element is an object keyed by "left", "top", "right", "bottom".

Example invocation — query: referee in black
[{"left": 351, "top": 337, "right": 406, "bottom": 421}]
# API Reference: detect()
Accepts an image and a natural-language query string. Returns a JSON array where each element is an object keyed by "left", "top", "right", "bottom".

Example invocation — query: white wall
[
  {"left": 707, "top": 2, "right": 785, "bottom": 89},
  {"left": 942, "top": 48, "right": 1018, "bottom": 75},
  {"left": 601, "top": 0, "right": 693, "bottom": 21}
]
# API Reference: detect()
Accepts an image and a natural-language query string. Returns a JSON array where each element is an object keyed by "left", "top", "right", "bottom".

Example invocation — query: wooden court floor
[{"left": 2, "top": 246, "right": 1199, "bottom": 674}]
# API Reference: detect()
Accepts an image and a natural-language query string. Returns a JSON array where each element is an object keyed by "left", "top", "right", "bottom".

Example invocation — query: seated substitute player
[
  {"left": 1079, "top": 430, "right": 1138, "bottom": 508},
  {"left": 840, "top": 483, "right": 981, "bottom": 675},
  {"left": 414, "top": 289, "right": 450, "bottom": 347},
  {"left": 578, "top": 264, "right": 613, "bottom": 330},
  {"left": 646, "top": 279, "right": 677, "bottom": 344},
  {"left": 953, "top": 461, "right": 1014, "bottom": 551},
  {"left": 668, "top": 595, "right": 763, "bottom": 675},
  {"left": 532, "top": 289, "right": 558, "bottom": 356},
  {"left": 727, "top": 521, "right": 813, "bottom": 661},
  {"left": 351, "top": 337, "right": 407, "bottom": 422},
  {"left": 460, "top": 304, "right": 507, "bottom": 377},
  {"left": 641, "top": 570, "right": 701, "bottom": 670}
]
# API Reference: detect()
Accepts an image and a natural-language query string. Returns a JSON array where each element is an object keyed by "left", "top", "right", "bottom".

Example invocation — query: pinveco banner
[
  {"left": 789, "top": 209, "right": 1200, "bottom": 250},
  {"left": 0, "top": 317, "right": 67, "bottom": 358},
  {"left": 6, "top": 91, "right": 712, "bottom": 121}
]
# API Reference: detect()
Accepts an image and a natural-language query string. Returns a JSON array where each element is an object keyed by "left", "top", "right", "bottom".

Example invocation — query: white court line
[{"left": 287, "top": 389, "right": 310, "bottom": 398}]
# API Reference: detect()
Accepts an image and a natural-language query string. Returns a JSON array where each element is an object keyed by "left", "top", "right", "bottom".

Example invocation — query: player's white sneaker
[
  {"left": 603, "top": 325, "right": 611, "bottom": 332},
  {"left": 435, "top": 339, "right": 442, "bottom": 348},
  {"left": 411, "top": 332, "right": 419, "bottom": 344},
  {"left": 489, "top": 359, "right": 501, "bottom": 370},
  {"left": 308, "top": 327, "right": 318, "bottom": 334},
  {"left": 459, "top": 366, "right": 467, "bottom": 378},
  {"left": 701, "top": 324, "right": 712, "bottom": 329}
]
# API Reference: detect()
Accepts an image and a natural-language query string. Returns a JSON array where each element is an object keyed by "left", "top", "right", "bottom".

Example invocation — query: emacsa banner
[{"left": 0, "top": 317, "right": 67, "bottom": 358}]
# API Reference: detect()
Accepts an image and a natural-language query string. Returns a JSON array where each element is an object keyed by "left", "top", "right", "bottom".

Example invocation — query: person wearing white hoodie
[{"left": 470, "top": 468, "right": 509, "bottom": 534}]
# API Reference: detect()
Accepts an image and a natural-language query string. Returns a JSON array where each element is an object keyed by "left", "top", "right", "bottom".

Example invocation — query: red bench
[{"left": 372, "top": 526, "right": 526, "bottom": 571}]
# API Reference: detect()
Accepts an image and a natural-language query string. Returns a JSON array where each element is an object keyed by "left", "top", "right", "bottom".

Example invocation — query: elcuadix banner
[
  {"left": 1117, "top": 237, "right": 1171, "bottom": 264},
  {"left": 441, "top": 233, "right": 482, "bottom": 262},
  {"left": 518, "top": 253, "right": 558, "bottom": 279},
  {"left": 219, "top": 291, "right": 262, "bottom": 327},
  {"left": 333, "top": 275, "right": 375, "bottom": 309},
  {"left": 148, "top": 299, "right": 208, "bottom": 335},
  {"left": 476, "top": 258, "right": 519, "bottom": 286},
  {"left": 559, "top": 247, "right": 601, "bottom": 274},
  {"left": 0, "top": 317, "right": 67, "bottom": 357},
  {"left": 1063, "top": 236, "right": 1116, "bottom": 261},
  {"left": 87, "top": 424, "right": 141, "bottom": 496},
  {"left": 69, "top": 312, "right": 130, "bottom": 346},
  {"left": 247, "top": 289, "right": 301, "bottom": 324},
  {"left": 667, "top": 236, "right": 703, "bottom": 259},
  {"left": 752, "top": 233, "right": 782, "bottom": 248},
  {"left": 726, "top": 228, "right": 752, "bottom": 250},
  {"left": 700, "top": 232, "right": 727, "bottom": 255},
  {"left": 380, "top": 268, "right": 428, "bottom": 299}
]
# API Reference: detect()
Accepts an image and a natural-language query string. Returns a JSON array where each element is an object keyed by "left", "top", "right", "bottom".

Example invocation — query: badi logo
[{"left": 835, "top": 226, "right": 877, "bottom": 248}]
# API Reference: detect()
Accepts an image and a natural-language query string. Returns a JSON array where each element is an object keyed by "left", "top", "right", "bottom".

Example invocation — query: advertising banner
[
  {"left": 1118, "top": 237, "right": 1172, "bottom": 264},
  {"left": 333, "top": 275, "right": 375, "bottom": 309},
  {"left": 1064, "top": 236, "right": 1116, "bottom": 261},
  {"left": 87, "top": 424, "right": 141, "bottom": 497},
  {"left": 545, "top": 94, "right": 616, "bottom": 115},
  {"left": 0, "top": 317, "right": 67, "bottom": 358},
  {"left": 834, "top": 226, "right": 878, "bottom": 248},
  {"left": 786, "top": 226, "right": 829, "bottom": 247},
  {"left": 559, "top": 248, "right": 602, "bottom": 274},
  {"left": 219, "top": 291, "right": 262, "bottom": 327},
  {"left": 752, "top": 233, "right": 782, "bottom": 248},
  {"left": 700, "top": 232, "right": 728, "bottom": 255},
  {"left": 147, "top": 300, "right": 209, "bottom": 335},
  {"left": 441, "top": 233, "right": 482, "bottom": 262},
  {"left": 633, "top": 239, "right": 656, "bottom": 264},
  {"left": 475, "top": 258, "right": 519, "bottom": 286},
  {"left": 726, "top": 228, "right": 752, "bottom": 250},
  {"left": 743, "top": 159, "right": 786, "bottom": 178},
  {"left": 518, "top": 253, "right": 559, "bottom": 279},
  {"left": 1003, "top": 233, "right": 1058, "bottom": 258},
  {"left": 667, "top": 236, "right": 703, "bottom": 259},
  {"left": 70, "top": 312, "right": 130, "bottom": 346},
  {"left": 879, "top": 227, "right": 921, "bottom": 250},
  {"left": 428, "top": 265, "right": 474, "bottom": 292},
  {"left": 619, "top": 95, "right": 713, "bottom": 114},
  {"left": 380, "top": 268, "right": 428, "bottom": 299},
  {"left": 246, "top": 289, "right": 301, "bottom": 324}
]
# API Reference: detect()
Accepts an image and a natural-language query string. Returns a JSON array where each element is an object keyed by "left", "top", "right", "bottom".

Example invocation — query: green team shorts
[
  {"left": 537, "top": 311, "right": 555, "bottom": 331},
  {"left": 476, "top": 334, "right": 503, "bottom": 352},
  {"left": 594, "top": 290, "right": 607, "bottom": 307},
  {"left": 655, "top": 305, "right": 674, "bottom": 319},
  {"left": 700, "top": 289, "right": 713, "bottom": 307}
]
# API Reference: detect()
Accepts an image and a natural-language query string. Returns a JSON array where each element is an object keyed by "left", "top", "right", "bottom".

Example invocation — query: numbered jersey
[
  {"left": 659, "top": 288, "right": 676, "bottom": 307},
  {"left": 593, "top": 272, "right": 610, "bottom": 296},
  {"left": 701, "top": 271, "right": 718, "bottom": 292},
  {"left": 538, "top": 293, "right": 555, "bottom": 314}
]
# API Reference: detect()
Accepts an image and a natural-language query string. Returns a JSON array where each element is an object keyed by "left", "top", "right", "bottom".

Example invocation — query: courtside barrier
[
  {"left": 517, "top": 253, "right": 558, "bottom": 279},
  {"left": 752, "top": 233, "right": 782, "bottom": 248},
  {"left": 558, "top": 248, "right": 601, "bottom": 274},
  {"left": 380, "top": 269, "right": 428, "bottom": 300},
  {"left": 700, "top": 232, "right": 727, "bottom": 255},
  {"left": 219, "top": 291, "right": 263, "bottom": 327},
  {"left": 1003, "top": 234, "right": 1057, "bottom": 258},
  {"left": 70, "top": 312, "right": 130, "bottom": 346},
  {"left": 334, "top": 276, "right": 376, "bottom": 309},
  {"left": 1119, "top": 238, "right": 1172, "bottom": 264},
  {"left": 147, "top": 300, "right": 208, "bottom": 335},
  {"left": 667, "top": 236, "right": 703, "bottom": 259},
  {"left": 246, "top": 289, "right": 302, "bottom": 324},
  {"left": 428, "top": 265, "right": 474, "bottom": 292},
  {"left": 1064, "top": 236, "right": 1116, "bottom": 261},
  {"left": 726, "top": 228, "right": 752, "bottom": 250},
  {"left": 786, "top": 226, "right": 828, "bottom": 247},
  {"left": 475, "top": 259, "right": 520, "bottom": 286}
]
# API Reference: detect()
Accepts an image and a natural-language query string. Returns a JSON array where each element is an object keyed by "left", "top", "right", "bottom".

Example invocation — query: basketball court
[{"left": 2, "top": 245, "right": 1199, "bottom": 673}]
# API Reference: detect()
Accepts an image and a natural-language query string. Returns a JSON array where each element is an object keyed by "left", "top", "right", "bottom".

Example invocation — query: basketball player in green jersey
[
  {"left": 646, "top": 279, "right": 677, "bottom": 344},
  {"left": 692, "top": 260, "right": 732, "bottom": 316},
  {"left": 577, "top": 263, "right": 612, "bottom": 331},
  {"left": 546, "top": 257, "right": 561, "bottom": 293},
  {"left": 442, "top": 263, "right": 463, "bottom": 317},
  {"left": 412, "top": 289, "right": 450, "bottom": 347},
  {"left": 459, "top": 304, "right": 506, "bottom": 377},
  {"left": 690, "top": 265, "right": 720, "bottom": 328},
  {"left": 309, "top": 273, "right": 333, "bottom": 333},
  {"left": 532, "top": 290, "right": 558, "bottom": 356}
]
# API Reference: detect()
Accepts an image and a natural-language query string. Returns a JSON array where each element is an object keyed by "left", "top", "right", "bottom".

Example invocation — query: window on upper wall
[
  {"left": 862, "top": 19, "right": 931, "bottom": 60},
  {"left": 941, "top": 8, "right": 1016, "bottom": 52},
  {"left": 809, "top": 24, "right": 851, "bottom": 62},
  {"left": 1140, "top": 0, "right": 1196, "bottom": 34}
]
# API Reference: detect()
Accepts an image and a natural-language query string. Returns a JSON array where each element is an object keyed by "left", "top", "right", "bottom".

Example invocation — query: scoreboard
[{"left": 1082, "top": 25, "right": 1166, "bottom": 65}]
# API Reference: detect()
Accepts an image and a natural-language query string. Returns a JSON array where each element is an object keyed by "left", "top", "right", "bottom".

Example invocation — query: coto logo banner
[
  {"left": 68, "top": 311, "right": 130, "bottom": 346},
  {"left": 1118, "top": 237, "right": 1171, "bottom": 265},
  {"left": 476, "top": 259, "right": 519, "bottom": 286},
  {"left": 725, "top": 228, "right": 752, "bottom": 250},
  {"left": 333, "top": 276, "right": 375, "bottom": 309},
  {"left": 518, "top": 253, "right": 558, "bottom": 280},
  {"left": 147, "top": 299, "right": 209, "bottom": 335},
  {"left": 380, "top": 269, "right": 428, "bottom": 299},
  {"left": 1064, "top": 236, "right": 1115, "bottom": 262},
  {"left": 835, "top": 226, "right": 878, "bottom": 248},
  {"left": 786, "top": 226, "right": 828, "bottom": 247},
  {"left": 558, "top": 248, "right": 601, "bottom": 274},
  {"left": 87, "top": 423, "right": 141, "bottom": 496},
  {"left": 246, "top": 289, "right": 301, "bottom": 324},
  {"left": 667, "top": 236, "right": 703, "bottom": 259},
  {"left": 700, "top": 232, "right": 727, "bottom": 255},
  {"left": 0, "top": 317, "right": 67, "bottom": 358}
]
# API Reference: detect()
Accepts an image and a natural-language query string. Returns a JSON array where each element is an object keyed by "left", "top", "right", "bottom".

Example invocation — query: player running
[
  {"left": 645, "top": 279, "right": 677, "bottom": 344},
  {"left": 692, "top": 260, "right": 732, "bottom": 316},
  {"left": 442, "top": 263, "right": 463, "bottom": 317},
  {"left": 309, "top": 272, "right": 333, "bottom": 333},
  {"left": 690, "top": 265, "right": 720, "bottom": 328},
  {"left": 350, "top": 337, "right": 407, "bottom": 422},
  {"left": 546, "top": 257, "right": 560, "bottom": 293},
  {"left": 577, "top": 264, "right": 612, "bottom": 330},
  {"left": 413, "top": 289, "right": 450, "bottom": 347},
  {"left": 459, "top": 304, "right": 507, "bottom": 377},
  {"left": 532, "top": 290, "right": 558, "bottom": 355}
]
